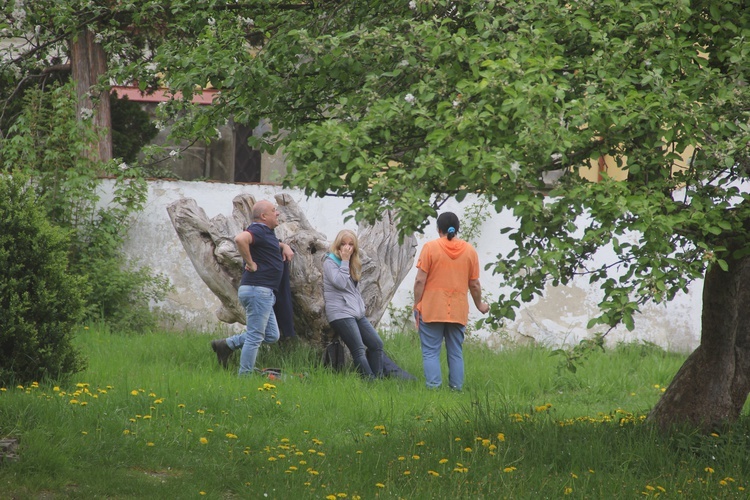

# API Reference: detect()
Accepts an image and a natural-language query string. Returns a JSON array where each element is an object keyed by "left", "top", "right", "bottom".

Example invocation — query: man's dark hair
[{"left": 437, "top": 212, "right": 460, "bottom": 240}]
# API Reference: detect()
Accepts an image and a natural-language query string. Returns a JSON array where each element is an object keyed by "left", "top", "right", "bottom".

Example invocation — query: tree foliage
[
  {"left": 0, "top": 174, "right": 86, "bottom": 384},
  {"left": 120, "top": 0, "right": 750, "bottom": 333},
  {"left": 4, "top": 0, "right": 750, "bottom": 424}
]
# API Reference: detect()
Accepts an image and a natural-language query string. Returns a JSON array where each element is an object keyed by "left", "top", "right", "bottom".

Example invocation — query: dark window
[{"left": 234, "top": 124, "right": 261, "bottom": 183}]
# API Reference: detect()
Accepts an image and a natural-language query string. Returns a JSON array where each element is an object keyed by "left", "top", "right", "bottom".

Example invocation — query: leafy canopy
[{"left": 4, "top": 0, "right": 750, "bottom": 330}]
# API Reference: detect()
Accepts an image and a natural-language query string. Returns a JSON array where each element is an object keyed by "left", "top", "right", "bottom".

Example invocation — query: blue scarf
[{"left": 327, "top": 252, "right": 342, "bottom": 266}]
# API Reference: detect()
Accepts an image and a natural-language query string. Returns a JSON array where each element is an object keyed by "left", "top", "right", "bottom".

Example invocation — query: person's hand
[
  {"left": 339, "top": 243, "right": 354, "bottom": 261},
  {"left": 245, "top": 261, "right": 257, "bottom": 273},
  {"left": 281, "top": 244, "right": 294, "bottom": 262},
  {"left": 477, "top": 302, "right": 490, "bottom": 314}
]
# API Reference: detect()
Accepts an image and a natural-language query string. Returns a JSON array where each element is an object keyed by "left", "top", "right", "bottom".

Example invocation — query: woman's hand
[{"left": 339, "top": 243, "right": 354, "bottom": 261}]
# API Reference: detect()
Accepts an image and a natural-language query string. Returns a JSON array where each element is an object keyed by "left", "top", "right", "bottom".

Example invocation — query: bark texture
[
  {"left": 167, "top": 193, "right": 417, "bottom": 343},
  {"left": 70, "top": 28, "right": 112, "bottom": 162},
  {"left": 647, "top": 255, "right": 750, "bottom": 431}
]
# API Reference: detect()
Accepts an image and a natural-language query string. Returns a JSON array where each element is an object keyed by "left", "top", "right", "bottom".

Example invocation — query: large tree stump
[{"left": 167, "top": 193, "right": 417, "bottom": 344}]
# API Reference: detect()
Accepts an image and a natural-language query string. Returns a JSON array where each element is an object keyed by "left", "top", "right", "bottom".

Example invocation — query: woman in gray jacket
[{"left": 323, "top": 229, "right": 384, "bottom": 378}]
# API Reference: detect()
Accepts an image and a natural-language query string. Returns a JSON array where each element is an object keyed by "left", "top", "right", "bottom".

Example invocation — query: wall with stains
[{"left": 104, "top": 179, "right": 702, "bottom": 352}]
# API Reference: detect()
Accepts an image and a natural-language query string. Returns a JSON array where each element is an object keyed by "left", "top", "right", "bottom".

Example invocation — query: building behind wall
[{"left": 112, "top": 85, "right": 287, "bottom": 184}]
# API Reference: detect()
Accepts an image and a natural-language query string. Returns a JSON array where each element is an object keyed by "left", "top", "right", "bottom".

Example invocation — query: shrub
[{"left": 0, "top": 175, "right": 87, "bottom": 384}]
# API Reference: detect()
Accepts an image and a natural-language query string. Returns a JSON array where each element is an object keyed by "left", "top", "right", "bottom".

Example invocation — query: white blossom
[
  {"left": 118, "top": 162, "right": 129, "bottom": 171},
  {"left": 242, "top": 17, "right": 254, "bottom": 26},
  {"left": 404, "top": 93, "right": 416, "bottom": 104},
  {"left": 169, "top": 150, "right": 179, "bottom": 158},
  {"left": 550, "top": 153, "right": 562, "bottom": 162},
  {"left": 510, "top": 161, "right": 521, "bottom": 175},
  {"left": 409, "top": 0, "right": 417, "bottom": 10},
  {"left": 398, "top": 60, "right": 409, "bottom": 67},
  {"left": 452, "top": 100, "right": 460, "bottom": 108},
  {"left": 79, "top": 107, "right": 93, "bottom": 120},
  {"left": 208, "top": 17, "right": 216, "bottom": 26}
]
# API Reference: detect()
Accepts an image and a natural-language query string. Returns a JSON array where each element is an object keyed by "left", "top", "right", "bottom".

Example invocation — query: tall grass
[{"left": 1, "top": 325, "right": 749, "bottom": 498}]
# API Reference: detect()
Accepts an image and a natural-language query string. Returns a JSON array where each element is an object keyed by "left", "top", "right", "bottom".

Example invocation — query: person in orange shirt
[{"left": 413, "top": 212, "right": 489, "bottom": 390}]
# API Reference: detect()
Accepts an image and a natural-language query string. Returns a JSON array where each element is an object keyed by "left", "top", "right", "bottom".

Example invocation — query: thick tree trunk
[
  {"left": 167, "top": 193, "right": 417, "bottom": 344},
  {"left": 70, "top": 28, "right": 112, "bottom": 162},
  {"left": 647, "top": 255, "right": 750, "bottom": 431}
]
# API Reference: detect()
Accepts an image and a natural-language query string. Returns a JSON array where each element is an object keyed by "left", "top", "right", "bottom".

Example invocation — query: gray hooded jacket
[{"left": 322, "top": 253, "right": 366, "bottom": 322}]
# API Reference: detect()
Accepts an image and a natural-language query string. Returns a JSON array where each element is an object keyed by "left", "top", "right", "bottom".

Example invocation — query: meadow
[{"left": 1, "top": 325, "right": 749, "bottom": 499}]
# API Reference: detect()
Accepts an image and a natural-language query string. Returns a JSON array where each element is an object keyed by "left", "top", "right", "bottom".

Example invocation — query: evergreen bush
[{"left": 0, "top": 175, "right": 87, "bottom": 384}]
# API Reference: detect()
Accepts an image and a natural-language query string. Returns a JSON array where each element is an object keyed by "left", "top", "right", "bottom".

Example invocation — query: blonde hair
[{"left": 330, "top": 229, "right": 362, "bottom": 281}]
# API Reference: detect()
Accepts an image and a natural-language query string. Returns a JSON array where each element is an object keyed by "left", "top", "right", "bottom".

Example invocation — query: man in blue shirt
[{"left": 211, "top": 199, "right": 294, "bottom": 375}]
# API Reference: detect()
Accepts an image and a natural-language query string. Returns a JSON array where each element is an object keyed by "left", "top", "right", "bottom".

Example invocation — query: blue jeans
[
  {"left": 226, "top": 285, "right": 280, "bottom": 375},
  {"left": 418, "top": 318, "right": 466, "bottom": 390},
  {"left": 329, "top": 317, "right": 384, "bottom": 378}
]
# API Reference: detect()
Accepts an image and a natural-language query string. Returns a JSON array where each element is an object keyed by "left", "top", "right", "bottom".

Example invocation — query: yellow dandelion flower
[
  {"left": 403, "top": 470, "right": 411, "bottom": 476},
  {"left": 439, "top": 458, "right": 449, "bottom": 464},
  {"left": 571, "top": 473, "right": 578, "bottom": 479},
  {"left": 130, "top": 390, "right": 138, "bottom": 396},
  {"left": 497, "top": 433, "right": 505, "bottom": 441},
  {"left": 281, "top": 438, "right": 290, "bottom": 443},
  {"left": 81, "top": 431, "right": 88, "bottom": 435},
  {"left": 398, "top": 456, "right": 406, "bottom": 461},
  {"left": 375, "top": 483, "right": 385, "bottom": 488},
  {"left": 53, "top": 386, "right": 60, "bottom": 392},
  {"left": 412, "top": 455, "right": 420, "bottom": 460},
  {"left": 226, "top": 433, "right": 238, "bottom": 439},
  {"left": 16, "top": 385, "right": 23, "bottom": 389},
  {"left": 657, "top": 486, "right": 666, "bottom": 492},
  {"left": 123, "top": 430, "right": 130, "bottom": 435},
  {"left": 364, "top": 432, "right": 372, "bottom": 437},
  {"left": 69, "top": 399, "right": 78, "bottom": 404},
  {"left": 289, "top": 466, "right": 298, "bottom": 471},
  {"left": 356, "top": 450, "right": 363, "bottom": 454},
  {"left": 199, "top": 492, "right": 206, "bottom": 496},
  {"left": 720, "top": 480, "right": 728, "bottom": 486},
  {"left": 738, "top": 486, "right": 745, "bottom": 491},
  {"left": 143, "top": 415, "right": 152, "bottom": 420},
  {"left": 178, "top": 404, "right": 185, "bottom": 409},
  {"left": 336, "top": 494, "right": 347, "bottom": 498},
  {"left": 564, "top": 487, "right": 573, "bottom": 495},
  {"left": 705, "top": 467, "right": 714, "bottom": 474},
  {"left": 503, "top": 467, "right": 516, "bottom": 473},
  {"left": 464, "top": 447, "right": 472, "bottom": 452},
  {"left": 645, "top": 485, "right": 655, "bottom": 491},
  {"left": 454, "top": 437, "right": 461, "bottom": 442},
  {"left": 200, "top": 437, "right": 208, "bottom": 445},
  {"left": 326, "top": 495, "right": 336, "bottom": 500},
  {"left": 489, "top": 444, "right": 497, "bottom": 451},
  {"left": 147, "top": 442, "right": 155, "bottom": 447},
  {"left": 416, "top": 441, "right": 425, "bottom": 446},
  {"left": 428, "top": 470, "right": 440, "bottom": 477},
  {"left": 710, "top": 433, "right": 720, "bottom": 437}
]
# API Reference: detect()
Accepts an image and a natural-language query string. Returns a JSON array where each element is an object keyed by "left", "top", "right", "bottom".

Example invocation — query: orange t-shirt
[{"left": 415, "top": 237, "right": 479, "bottom": 325}]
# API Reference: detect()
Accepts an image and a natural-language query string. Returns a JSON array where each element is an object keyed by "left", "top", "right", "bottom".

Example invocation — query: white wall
[{"left": 105, "top": 179, "right": 702, "bottom": 352}]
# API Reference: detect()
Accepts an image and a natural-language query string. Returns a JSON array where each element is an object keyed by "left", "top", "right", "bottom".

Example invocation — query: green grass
[{"left": 1, "top": 325, "right": 749, "bottom": 498}]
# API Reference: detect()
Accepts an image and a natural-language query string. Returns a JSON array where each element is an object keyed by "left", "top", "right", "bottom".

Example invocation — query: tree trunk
[
  {"left": 647, "top": 254, "right": 750, "bottom": 431},
  {"left": 166, "top": 193, "right": 417, "bottom": 344},
  {"left": 70, "top": 28, "right": 112, "bottom": 162}
]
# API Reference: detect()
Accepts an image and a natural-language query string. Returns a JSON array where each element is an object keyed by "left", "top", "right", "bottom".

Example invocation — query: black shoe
[{"left": 211, "top": 339, "right": 233, "bottom": 368}]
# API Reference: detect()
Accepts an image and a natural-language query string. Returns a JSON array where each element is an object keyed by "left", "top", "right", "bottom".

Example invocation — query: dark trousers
[{"left": 329, "top": 316, "right": 384, "bottom": 378}]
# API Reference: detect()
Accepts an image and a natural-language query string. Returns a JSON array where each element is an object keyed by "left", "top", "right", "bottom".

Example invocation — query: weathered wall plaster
[{"left": 102, "top": 179, "right": 702, "bottom": 352}]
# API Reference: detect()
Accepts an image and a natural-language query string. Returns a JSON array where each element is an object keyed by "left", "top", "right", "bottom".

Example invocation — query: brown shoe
[{"left": 211, "top": 339, "right": 233, "bottom": 368}]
